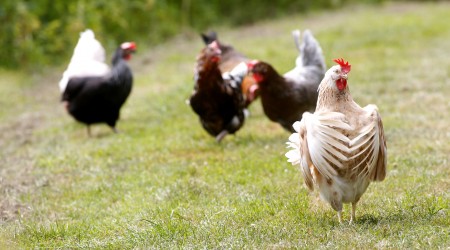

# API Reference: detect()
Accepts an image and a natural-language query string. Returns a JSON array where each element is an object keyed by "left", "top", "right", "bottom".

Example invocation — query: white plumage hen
[
  {"left": 59, "top": 29, "right": 110, "bottom": 93},
  {"left": 286, "top": 58, "right": 387, "bottom": 223}
]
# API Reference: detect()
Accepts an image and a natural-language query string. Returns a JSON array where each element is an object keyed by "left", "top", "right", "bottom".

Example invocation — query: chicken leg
[
  {"left": 215, "top": 130, "right": 228, "bottom": 142},
  {"left": 350, "top": 202, "right": 357, "bottom": 224}
]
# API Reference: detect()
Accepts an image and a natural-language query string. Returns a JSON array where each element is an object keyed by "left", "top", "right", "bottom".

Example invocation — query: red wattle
[
  {"left": 336, "top": 79, "right": 347, "bottom": 91},
  {"left": 252, "top": 73, "right": 264, "bottom": 83},
  {"left": 211, "top": 56, "right": 220, "bottom": 63}
]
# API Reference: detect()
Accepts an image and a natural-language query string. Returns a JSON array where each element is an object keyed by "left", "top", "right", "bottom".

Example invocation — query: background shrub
[{"left": 0, "top": 0, "right": 383, "bottom": 69}]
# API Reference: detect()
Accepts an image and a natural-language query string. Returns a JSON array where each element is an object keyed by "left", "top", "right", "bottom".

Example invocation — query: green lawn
[{"left": 1, "top": 2, "right": 449, "bottom": 248}]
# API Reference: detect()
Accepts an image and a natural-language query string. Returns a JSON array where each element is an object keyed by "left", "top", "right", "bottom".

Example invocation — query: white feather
[
  {"left": 59, "top": 29, "right": 110, "bottom": 93},
  {"left": 222, "top": 62, "right": 248, "bottom": 89},
  {"left": 292, "top": 121, "right": 301, "bottom": 132},
  {"left": 286, "top": 132, "right": 301, "bottom": 165}
]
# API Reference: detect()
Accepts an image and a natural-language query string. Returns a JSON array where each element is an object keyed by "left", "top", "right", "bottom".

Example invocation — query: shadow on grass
[{"left": 357, "top": 214, "right": 381, "bottom": 225}]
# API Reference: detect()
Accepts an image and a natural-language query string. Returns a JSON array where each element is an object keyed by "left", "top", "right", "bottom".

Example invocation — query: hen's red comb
[
  {"left": 333, "top": 58, "right": 351, "bottom": 74},
  {"left": 121, "top": 42, "right": 136, "bottom": 50}
]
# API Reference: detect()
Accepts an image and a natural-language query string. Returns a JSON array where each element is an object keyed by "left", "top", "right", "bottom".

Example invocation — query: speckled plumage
[{"left": 286, "top": 60, "right": 387, "bottom": 223}]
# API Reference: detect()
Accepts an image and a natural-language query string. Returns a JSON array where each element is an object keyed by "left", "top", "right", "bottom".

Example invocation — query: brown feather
[{"left": 300, "top": 126, "right": 315, "bottom": 190}]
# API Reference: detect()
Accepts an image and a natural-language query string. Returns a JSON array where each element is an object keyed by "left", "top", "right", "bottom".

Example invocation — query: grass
[{"left": 1, "top": 2, "right": 449, "bottom": 248}]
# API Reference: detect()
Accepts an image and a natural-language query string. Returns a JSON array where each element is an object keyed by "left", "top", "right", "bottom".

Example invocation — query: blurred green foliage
[{"left": 0, "top": 0, "right": 383, "bottom": 69}]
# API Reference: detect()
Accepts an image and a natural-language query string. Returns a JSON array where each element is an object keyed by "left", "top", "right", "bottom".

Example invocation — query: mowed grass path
[{"left": 1, "top": 2, "right": 449, "bottom": 248}]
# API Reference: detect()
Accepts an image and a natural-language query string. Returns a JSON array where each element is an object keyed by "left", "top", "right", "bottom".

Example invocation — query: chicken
[
  {"left": 285, "top": 58, "right": 387, "bottom": 223},
  {"left": 189, "top": 41, "right": 248, "bottom": 142},
  {"left": 247, "top": 30, "right": 326, "bottom": 132},
  {"left": 201, "top": 31, "right": 258, "bottom": 107},
  {"left": 62, "top": 42, "right": 136, "bottom": 136},
  {"left": 201, "top": 31, "right": 249, "bottom": 73},
  {"left": 59, "top": 29, "right": 110, "bottom": 93}
]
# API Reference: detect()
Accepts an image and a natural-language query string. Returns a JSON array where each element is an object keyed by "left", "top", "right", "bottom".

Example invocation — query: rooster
[
  {"left": 59, "top": 29, "right": 110, "bottom": 93},
  {"left": 62, "top": 42, "right": 136, "bottom": 136},
  {"left": 189, "top": 41, "right": 248, "bottom": 142},
  {"left": 247, "top": 30, "right": 326, "bottom": 132},
  {"left": 286, "top": 58, "right": 387, "bottom": 223},
  {"left": 201, "top": 31, "right": 258, "bottom": 107}
]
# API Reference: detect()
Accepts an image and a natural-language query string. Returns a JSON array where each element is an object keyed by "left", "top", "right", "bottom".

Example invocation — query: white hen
[
  {"left": 59, "top": 29, "right": 110, "bottom": 93},
  {"left": 286, "top": 58, "right": 387, "bottom": 224}
]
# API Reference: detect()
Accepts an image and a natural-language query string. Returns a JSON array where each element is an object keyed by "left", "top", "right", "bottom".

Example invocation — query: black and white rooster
[{"left": 62, "top": 41, "right": 136, "bottom": 136}]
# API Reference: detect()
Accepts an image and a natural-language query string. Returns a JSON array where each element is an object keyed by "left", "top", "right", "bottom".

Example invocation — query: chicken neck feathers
[{"left": 59, "top": 29, "right": 110, "bottom": 93}]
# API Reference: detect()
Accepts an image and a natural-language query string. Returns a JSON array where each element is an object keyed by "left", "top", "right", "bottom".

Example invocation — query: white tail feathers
[
  {"left": 300, "top": 29, "right": 326, "bottom": 70},
  {"left": 292, "top": 30, "right": 301, "bottom": 52},
  {"left": 222, "top": 62, "right": 249, "bottom": 88},
  {"left": 284, "top": 29, "right": 326, "bottom": 82}
]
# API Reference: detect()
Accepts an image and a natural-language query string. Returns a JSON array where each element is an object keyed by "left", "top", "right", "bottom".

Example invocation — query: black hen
[
  {"left": 62, "top": 42, "right": 136, "bottom": 136},
  {"left": 247, "top": 30, "right": 326, "bottom": 132},
  {"left": 189, "top": 41, "right": 248, "bottom": 142}
]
